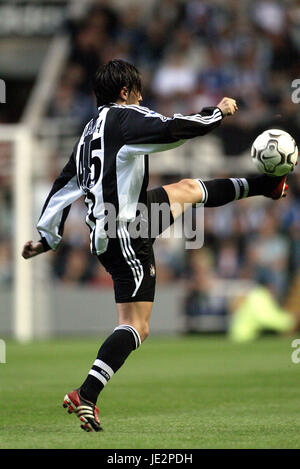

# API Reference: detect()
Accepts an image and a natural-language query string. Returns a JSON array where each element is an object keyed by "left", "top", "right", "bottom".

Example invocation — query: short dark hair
[{"left": 93, "top": 59, "right": 142, "bottom": 106}]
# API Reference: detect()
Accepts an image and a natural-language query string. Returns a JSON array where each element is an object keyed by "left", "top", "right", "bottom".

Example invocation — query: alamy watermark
[
  {"left": 0, "top": 339, "right": 6, "bottom": 363},
  {"left": 291, "top": 79, "right": 300, "bottom": 104},
  {"left": 0, "top": 79, "right": 6, "bottom": 103},
  {"left": 97, "top": 201, "right": 205, "bottom": 250},
  {"left": 291, "top": 339, "right": 300, "bottom": 364}
]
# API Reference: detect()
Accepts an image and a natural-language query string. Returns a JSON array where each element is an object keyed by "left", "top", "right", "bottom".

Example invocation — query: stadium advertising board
[{"left": 0, "top": 0, "right": 68, "bottom": 36}]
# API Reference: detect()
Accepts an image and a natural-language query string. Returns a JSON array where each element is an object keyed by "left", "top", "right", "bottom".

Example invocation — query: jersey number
[{"left": 78, "top": 135, "right": 102, "bottom": 190}]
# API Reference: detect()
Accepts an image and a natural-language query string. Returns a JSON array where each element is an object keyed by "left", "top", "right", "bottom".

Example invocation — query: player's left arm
[
  {"left": 22, "top": 150, "right": 84, "bottom": 259},
  {"left": 168, "top": 97, "right": 237, "bottom": 140},
  {"left": 116, "top": 97, "right": 237, "bottom": 154}
]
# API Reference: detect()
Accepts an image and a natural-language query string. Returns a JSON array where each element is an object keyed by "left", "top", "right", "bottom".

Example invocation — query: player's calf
[
  {"left": 196, "top": 175, "right": 288, "bottom": 206},
  {"left": 164, "top": 175, "right": 288, "bottom": 219}
]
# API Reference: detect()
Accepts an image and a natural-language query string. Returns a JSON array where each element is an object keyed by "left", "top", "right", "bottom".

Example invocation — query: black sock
[
  {"left": 197, "top": 175, "right": 281, "bottom": 207},
  {"left": 80, "top": 325, "right": 141, "bottom": 404}
]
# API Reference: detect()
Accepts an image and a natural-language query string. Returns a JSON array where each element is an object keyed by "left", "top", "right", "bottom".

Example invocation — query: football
[{"left": 251, "top": 129, "right": 298, "bottom": 176}]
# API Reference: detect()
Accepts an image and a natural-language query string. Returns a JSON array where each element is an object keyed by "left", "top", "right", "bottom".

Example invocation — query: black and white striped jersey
[{"left": 37, "top": 103, "right": 223, "bottom": 255}]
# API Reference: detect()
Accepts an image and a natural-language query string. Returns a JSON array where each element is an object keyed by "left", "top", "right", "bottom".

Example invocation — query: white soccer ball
[{"left": 251, "top": 129, "right": 298, "bottom": 176}]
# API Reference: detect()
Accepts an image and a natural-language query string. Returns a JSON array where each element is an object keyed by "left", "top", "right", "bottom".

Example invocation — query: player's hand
[
  {"left": 22, "top": 240, "right": 44, "bottom": 259},
  {"left": 217, "top": 97, "right": 238, "bottom": 117}
]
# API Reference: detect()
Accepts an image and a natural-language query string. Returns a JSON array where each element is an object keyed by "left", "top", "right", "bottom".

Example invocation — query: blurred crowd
[
  {"left": 1, "top": 0, "right": 300, "bottom": 328},
  {"left": 48, "top": 0, "right": 300, "bottom": 154}
]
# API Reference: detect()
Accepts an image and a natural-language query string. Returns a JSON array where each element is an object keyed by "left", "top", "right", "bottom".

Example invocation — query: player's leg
[
  {"left": 78, "top": 301, "right": 152, "bottom": 404},
  {"left": 145, "top": 175, "right": 287, "bottom": 239},
  {"left": 163, "top": 174, "right": 288, "bottom": 220},
  {"left": 63, "top": 232, "right": 155, "bottom": 432},
  {"left": 63, "top": 302, "right": 152, "bottom": 432},
  {"left": 63, "top": 308, "right": 147, "bottom": 433}
]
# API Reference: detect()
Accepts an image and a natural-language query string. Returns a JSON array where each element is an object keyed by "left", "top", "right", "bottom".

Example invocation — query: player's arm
[
  {"left": 117, "top": 97, "right": 237, "bottom": 152},
  {"left": 22, "top": 150, "right": 84, "bottom": 259},
  {"left": 168, "top": 97, "right": 237, "bottom": 140}
]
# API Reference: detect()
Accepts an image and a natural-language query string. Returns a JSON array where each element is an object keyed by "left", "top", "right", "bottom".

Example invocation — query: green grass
[{"left": 0, "top": 335, "right": 299, "bottom": 449}]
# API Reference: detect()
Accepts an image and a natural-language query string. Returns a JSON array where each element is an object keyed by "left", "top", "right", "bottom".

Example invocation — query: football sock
[
  {"left": 80, "top": 325, "right": 141, "bottom": 404},
  {"left": 196, "top": 175, "right": 281, "bottom": 207}
]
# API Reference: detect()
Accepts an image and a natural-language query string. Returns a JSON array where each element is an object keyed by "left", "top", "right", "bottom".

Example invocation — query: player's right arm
[{"left": 22, "top": 149, "right": 84, "bottom": 259}]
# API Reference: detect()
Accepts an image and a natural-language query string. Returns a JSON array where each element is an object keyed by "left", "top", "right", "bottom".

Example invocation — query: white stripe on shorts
[{"left": 117, "top": 222, "right": 144, "bottom": 297}]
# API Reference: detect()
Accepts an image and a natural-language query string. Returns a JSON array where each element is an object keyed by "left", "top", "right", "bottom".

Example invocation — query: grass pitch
[{"left": 0, "top": 335, "right": 299, "bottom": 449}]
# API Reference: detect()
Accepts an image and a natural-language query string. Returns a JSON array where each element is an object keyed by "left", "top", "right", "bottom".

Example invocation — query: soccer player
[{"left": 22, "top": 60, "right": 287, "bottom": 432}]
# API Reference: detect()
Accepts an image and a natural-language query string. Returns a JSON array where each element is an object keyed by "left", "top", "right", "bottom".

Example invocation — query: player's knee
[{"left": 178, "top": 178, "right": 200, "bottom": 196}]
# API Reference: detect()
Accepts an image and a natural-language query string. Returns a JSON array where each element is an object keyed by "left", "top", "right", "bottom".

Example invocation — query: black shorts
[{"left": 98, "top": 187, "right": 174, "bottom": 303}]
